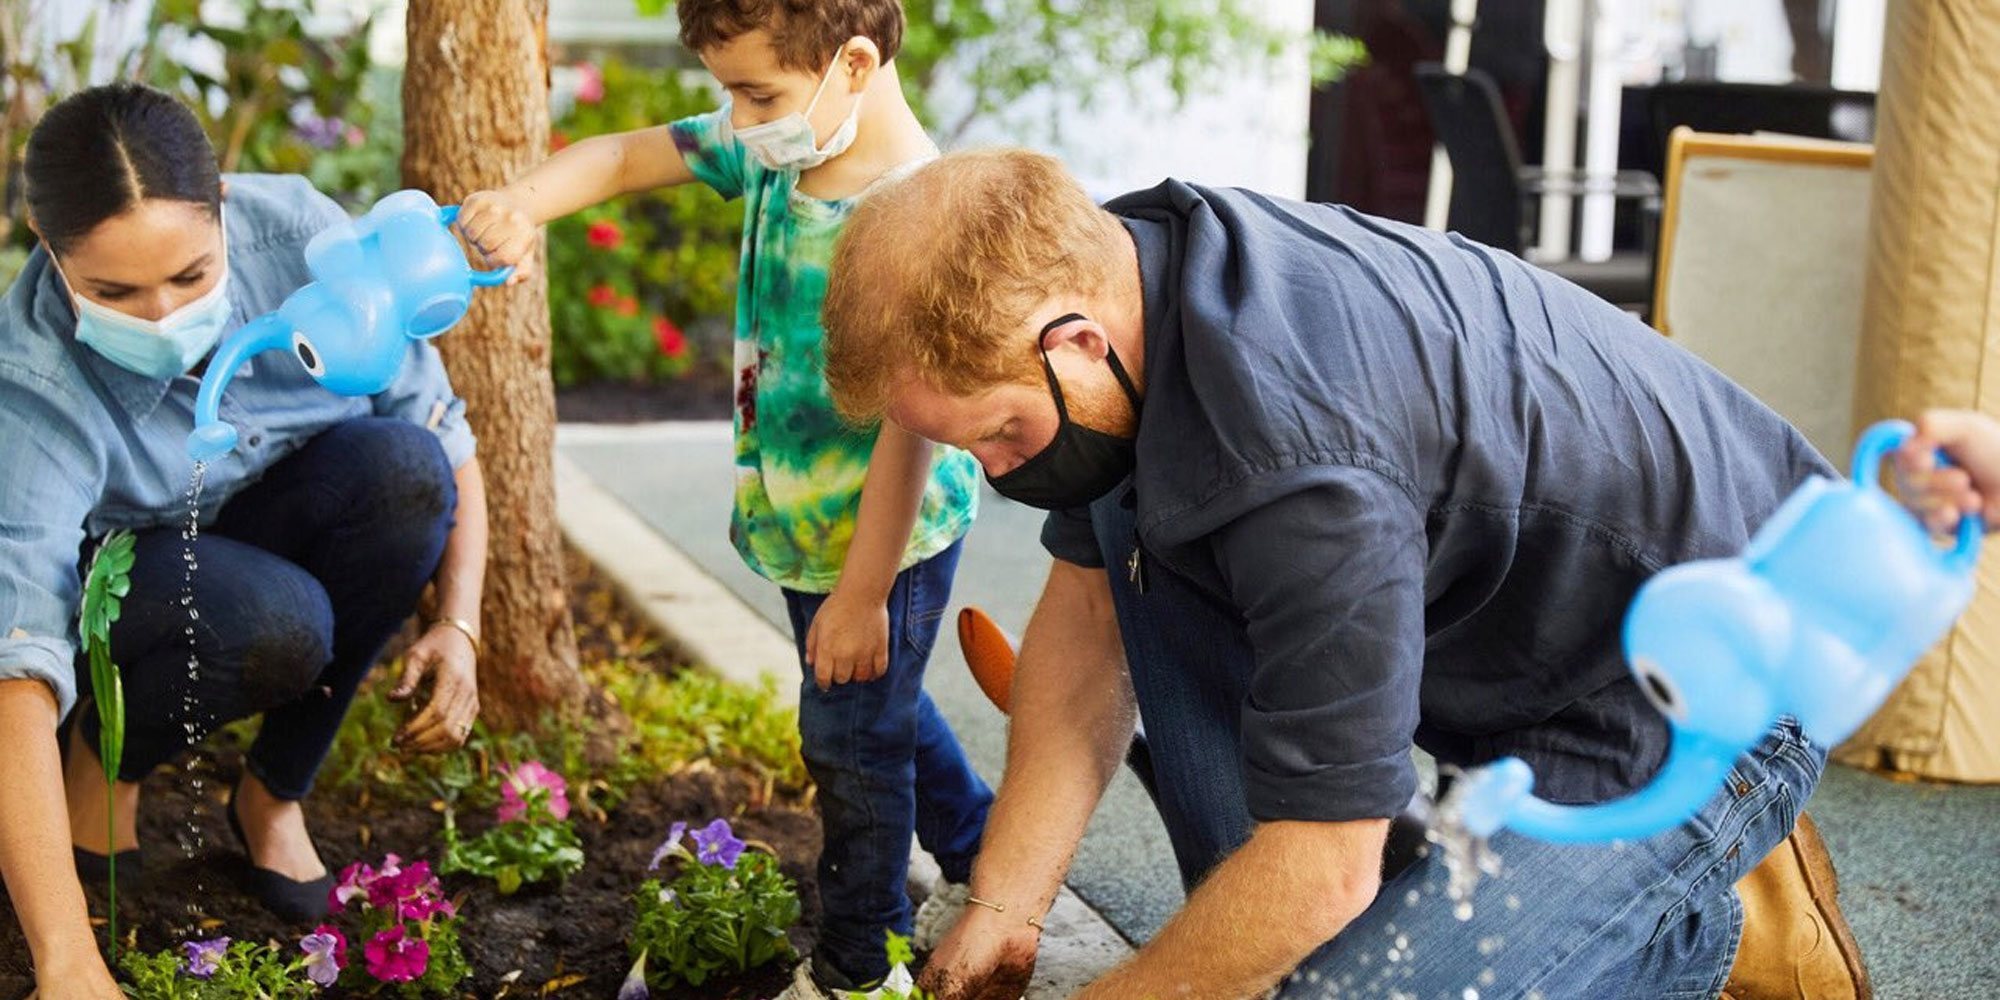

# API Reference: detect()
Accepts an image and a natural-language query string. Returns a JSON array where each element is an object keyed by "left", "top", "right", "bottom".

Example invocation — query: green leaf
[{"left": 497, "top": 865, "right": 522, "bottom": 896}]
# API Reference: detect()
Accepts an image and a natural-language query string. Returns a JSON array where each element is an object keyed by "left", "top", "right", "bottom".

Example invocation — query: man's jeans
[
  {"left": 1085, "top": 490, "right": 1824, "bottom": 999},
  {"left": 782, "top": 539, "right": 994, "bottom": 985},
  {"left": 79, "top": 417, "right": 455, "bottom": 800}
]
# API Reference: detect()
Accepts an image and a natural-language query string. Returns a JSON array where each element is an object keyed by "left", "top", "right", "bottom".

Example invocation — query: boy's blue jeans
[
  {"left": 1087, "top": 491, "right": 1824, "bottom": 999},
  {"left": 782, "top": 538, "right": 994, "bottom": 984}
]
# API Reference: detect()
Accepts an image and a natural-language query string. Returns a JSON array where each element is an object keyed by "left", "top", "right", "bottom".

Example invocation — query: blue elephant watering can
[
  {"left": 1451, "top": 420, "right": 1982, "bottom": 844},
  {"left": 186, "top": 189, "right": 511, "bottom": 462}
]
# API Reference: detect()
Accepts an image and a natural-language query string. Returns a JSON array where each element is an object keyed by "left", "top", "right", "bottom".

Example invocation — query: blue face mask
[{"left": 52, "top": 224, "right": 234, "bottom": 380}]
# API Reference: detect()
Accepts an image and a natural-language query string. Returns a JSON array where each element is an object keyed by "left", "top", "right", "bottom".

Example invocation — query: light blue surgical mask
[
  {"left": 52, "top": 221, "right": 234, "bottom": 380},
  {"left": 729, "top": 51, "right": 863, "bottom": 173}
]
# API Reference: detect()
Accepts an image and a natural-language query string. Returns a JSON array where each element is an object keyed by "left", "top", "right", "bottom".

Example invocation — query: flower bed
[{"left": 0, "top": 554, "right": 822, "bottom": 998}]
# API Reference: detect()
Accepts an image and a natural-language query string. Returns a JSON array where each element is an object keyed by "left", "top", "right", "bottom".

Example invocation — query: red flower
[
  {"left": 550, "top": 130, "right": 571, "bottom": 153},
  {"left": 586, "top": 220, "right": 623, "bottom": 250},
  {"left": 574, "top": 63, "right": 605, "bottom": 105},
  {"left": 363, "top": 926, "right": 429, "bottom": 983},
  {"left": 587, "top": 284, "right": 617, "bottom": 308},
  {"left": 615, "top": 296, "right": 639, "bottom": 318},
  {"left": 653, "top": 316, "right": 687, "bottom": 357}
]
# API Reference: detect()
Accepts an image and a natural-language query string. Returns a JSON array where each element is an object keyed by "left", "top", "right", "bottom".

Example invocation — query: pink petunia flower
[
  {"left": 363, "top": 926, "right": 430, "bottom": 983},
  {"left": 498, "top": 761, "right": 571, "bottom": 824}
]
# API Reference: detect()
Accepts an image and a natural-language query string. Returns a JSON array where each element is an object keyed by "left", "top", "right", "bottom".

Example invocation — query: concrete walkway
[{"left": 556, "top": 421, "right": 2000, "bottom": 999}]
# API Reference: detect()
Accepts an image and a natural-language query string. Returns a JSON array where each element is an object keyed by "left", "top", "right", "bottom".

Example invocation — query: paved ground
[{"left": 559, "top": 421, "right": 2000, "bottom": 998}]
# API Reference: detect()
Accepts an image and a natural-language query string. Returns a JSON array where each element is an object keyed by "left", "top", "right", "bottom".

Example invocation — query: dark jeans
[
  {"left": 1084, "top": 489, "right": 1823, "bottom": 998},
  {"left": 78, "top": 418, "right": 454, "bottom": 800},
  {"left": 781, "top": 539, "right": 994, "bottom": 985}
]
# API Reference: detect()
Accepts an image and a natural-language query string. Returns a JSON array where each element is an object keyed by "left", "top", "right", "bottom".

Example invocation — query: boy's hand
[
  {"left": 1894, "top": 409, "right": 2000, "bottom": 535},
  {"left": 452, "top": 190, "right": 539, "bottom": 285},
  {"left": 805, "top": 586, "right": 891, "bottom": 690}
]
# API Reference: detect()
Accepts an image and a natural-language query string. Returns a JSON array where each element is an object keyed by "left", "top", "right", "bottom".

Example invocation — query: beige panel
[
  {"left": 1657, "top": 143, "right": 1874, "bottom": 459},
  {"left": 1839, "top": 0, "right": 2000, "bottom": 781}
]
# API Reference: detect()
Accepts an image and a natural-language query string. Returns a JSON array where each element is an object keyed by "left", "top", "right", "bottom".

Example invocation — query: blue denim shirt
[{"left": 0, "top": 173, "right": 474, "bottom": 720}]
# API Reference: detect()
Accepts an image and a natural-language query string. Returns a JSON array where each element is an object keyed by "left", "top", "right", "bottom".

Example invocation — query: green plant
[
  {"left": 876, "top": 932, "right": 930, "bottom": 1000},
  {"left": 119, "top": 938, "right": 316, "bottom": 1000},
  {"left": 78, "top": 529, "right": 134, "bottom": 959},
  {"left": 629, "top": 819, "right": 800, "bottom": 989},
  {"left": 547, "top": 57, "right": 741, "bottom": 387},
  {"left": 438, "top": 760, "right": 586, "bottom": 894},
  {"left": 319, "top": 657, "right": 805, "bottom": 813}
]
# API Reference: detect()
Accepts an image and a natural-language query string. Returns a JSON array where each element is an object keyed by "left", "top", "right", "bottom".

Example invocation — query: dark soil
[
  {"left": 0, "top": 557, "right": 821, "bottom": 999},
  {"left": 555, "top": 370, "right": 733, "bottom": 424}
]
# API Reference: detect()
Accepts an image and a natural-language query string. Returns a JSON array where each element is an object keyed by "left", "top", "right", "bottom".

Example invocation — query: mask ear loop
[{"left": 1035, "top": 312, "right": 1090, "bottom": 424}]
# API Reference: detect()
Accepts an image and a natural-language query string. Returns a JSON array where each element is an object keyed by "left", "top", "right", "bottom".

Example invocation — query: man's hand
[
  {"left": 450, "top": 189, "right": 539, "bottom": 285},
  {"left": 1895, "top": 409, "right": 2000, "bottom": 535},
  {"left": 918, "top": 905, "right": 1041, "bottom": 1000},
  {"left": 805, "top": 586, "right": 891, "bottom": 689},
  {"left": 392, "top": 623, "right": 481, "bottom": 752}
]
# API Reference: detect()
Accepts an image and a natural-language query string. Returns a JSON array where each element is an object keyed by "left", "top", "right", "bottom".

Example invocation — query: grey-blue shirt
[
  {"left": 1044, "top": 180, "right": 1830, "bottom": 824},
  {"left": 0, "top": 173, "right": 474, "bottom": 721}
]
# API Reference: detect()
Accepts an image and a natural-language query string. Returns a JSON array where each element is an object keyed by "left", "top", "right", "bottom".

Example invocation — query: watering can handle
[
  {"left": 437, "top": 205, "right": 517, "bottom": 287},
  {"left": 1851, "top": 419, "right": 1983, "bottom": 568}
]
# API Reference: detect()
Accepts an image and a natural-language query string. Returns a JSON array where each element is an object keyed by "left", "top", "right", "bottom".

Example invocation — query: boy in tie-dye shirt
[{"left": 454, "top": 2, "right": 990, "bottom": 995}]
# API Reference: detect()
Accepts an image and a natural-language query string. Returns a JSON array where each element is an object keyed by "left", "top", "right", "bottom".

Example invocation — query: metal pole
[
  {"left": 1537, "top": 0, "right": 1585, "bottom": 260},
  {"left": 1422, "top": 0, "right": 1480, "bottom": 231},
  {"left": 1578, "top": 0, "right": 1624, "bottom": 262}
]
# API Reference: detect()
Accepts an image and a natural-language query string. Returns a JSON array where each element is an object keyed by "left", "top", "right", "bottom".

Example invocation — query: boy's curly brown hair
[{"left": 677, "top": 0, "right": 904, "bottom": 71}]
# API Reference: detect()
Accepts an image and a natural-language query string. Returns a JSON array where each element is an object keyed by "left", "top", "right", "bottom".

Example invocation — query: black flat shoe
[
  {"left": 225, "top": 788, "right": 333, "bottom": 923},
  {"left": 72, "top": 845, "right": 144, "bottom": 883}
]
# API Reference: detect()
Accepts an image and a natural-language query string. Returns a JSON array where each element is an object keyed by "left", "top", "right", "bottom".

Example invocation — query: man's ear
[
  {"left": 1039, "top": 314, "right": 1110, "bottom": 363},
  {"left": 840, "top": 35, "right": 882, "bottom": 93}
]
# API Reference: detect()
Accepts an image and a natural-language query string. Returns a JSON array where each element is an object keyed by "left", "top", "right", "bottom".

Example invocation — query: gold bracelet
[
  {"left": 967, "top": 895, "right": 1047, "bottom": 932},
  {"left": 430, "top": 616, "right": 482, "bottom": 658}
]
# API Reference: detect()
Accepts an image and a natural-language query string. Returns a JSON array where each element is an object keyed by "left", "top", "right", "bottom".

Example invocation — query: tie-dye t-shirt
[{"left": 669, "top": 108, "right": 978, "bottom": 593}]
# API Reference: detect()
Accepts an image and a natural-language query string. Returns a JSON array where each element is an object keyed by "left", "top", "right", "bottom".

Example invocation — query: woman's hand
[
  {"left": 390, "top": 623, "right": 481, "bottom": 753},
  {"left": 1894, "top": 409, "right": 2000, "bottom": 535},
  {"left": 32, "top": 952, "right": 127, "bottom": 998},
  {"left": 805, "top": 586, "right": 891, "bottom": 690},
  {"left": 451, "top": 190, "right": 538, "bottom": 285}
]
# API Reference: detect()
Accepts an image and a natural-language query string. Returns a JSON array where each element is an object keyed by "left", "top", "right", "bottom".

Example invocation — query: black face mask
[{"left": 987, "top": 313, "right": 1143, "bottom": 510}]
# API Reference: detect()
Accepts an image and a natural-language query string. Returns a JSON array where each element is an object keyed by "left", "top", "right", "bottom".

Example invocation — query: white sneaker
[
  {"left": 773, "top": 959, "right": 919, "bottom": 1000},
  {"left": 912, "top": 880, "right": 972, "bottom": 952}
]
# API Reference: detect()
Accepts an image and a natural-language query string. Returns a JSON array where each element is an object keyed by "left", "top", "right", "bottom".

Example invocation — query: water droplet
[
  {"left": 1454, "top": 900, "right": 1475, "bottom": 921},
  {"left": 1395, "top": 934, "right": 1409, "bottom": 950},
  {"left": 1386, "top": 949, "right": 1401, "bottom": 963},
  {"left": 1404, "top": 889, "right": 1420, "bottom": 906},
  {"left": 1478, "top": 936, "right": 1503, "bottom": 956},
  {"left": 1479, "top": 968, "right": 1497, "bottom": 985},
  {"left": 1505, "top": 895, "right": 1521, "bottom": 911},
  {"left": 1464, "top": 990, "right": 1481, "bottom": 1000}
]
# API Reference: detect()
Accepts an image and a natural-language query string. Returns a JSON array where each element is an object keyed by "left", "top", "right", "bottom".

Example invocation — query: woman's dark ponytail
[{"left": 24, "top": 82, "right": 220, "bottom": 255}]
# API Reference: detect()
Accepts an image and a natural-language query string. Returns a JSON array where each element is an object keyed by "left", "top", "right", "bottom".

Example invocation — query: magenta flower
[
  {"left": 301, "top": 925, "right": 347, "bottom": 987},
  {"left": 498, "top": 761, "right": 571, "bottom": 824},
  {"left": 369, "top": 859, "right": 446, "bottom": 919},
  {"left": 363, "top": 926, "right": 430, "bottom": 983},
  {"left": 648, "top": 821, "right": 689, "bottom": 871},
  {"left": 691, "top": 818, "right": 745, "bottom": 869},
  {"left": 181, "top": 937, "right": 229, "bottom": 979}
]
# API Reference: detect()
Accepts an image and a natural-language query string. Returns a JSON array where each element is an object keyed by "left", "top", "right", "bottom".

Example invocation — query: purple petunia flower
[
  {"left": 647, "top": 821, "right": 689, "bottom": 871},
  {"left": 301, "top": 925, "right": 347, "bottom": 987},
  {"left": 690, "top": 818, "right": 745, "bottom": 869},
  {"left": 181, "top": 937, "right": 229, "bottom": 979},
  {"left": 617, "top": 951, "right": 650, "bottom": 999}
]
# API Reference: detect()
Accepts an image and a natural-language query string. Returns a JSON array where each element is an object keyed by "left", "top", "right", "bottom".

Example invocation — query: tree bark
[{"left": 401, "top": 0, "right": 584, "bottom": 726}]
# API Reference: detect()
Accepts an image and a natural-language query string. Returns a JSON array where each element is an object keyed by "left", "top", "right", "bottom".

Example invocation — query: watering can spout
[
  {"left": 1453, "top": 732, "right": 1737, "bottom": 844},
  {"left": 188, "top": 313, "right": 293, "bottom": 462}
]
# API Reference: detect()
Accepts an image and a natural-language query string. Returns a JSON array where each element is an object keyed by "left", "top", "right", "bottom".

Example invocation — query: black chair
[
  {"left": 1413, "top": 63, "right": 1660, "bottom": 309},
  {"left": 1642, "top": 81, "right": 1876, "bottom": 179}
]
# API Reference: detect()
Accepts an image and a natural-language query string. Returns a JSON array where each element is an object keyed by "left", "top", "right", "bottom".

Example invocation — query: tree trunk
[{"left": 401, "top": 0, "right": 585, "bottom": 726}]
